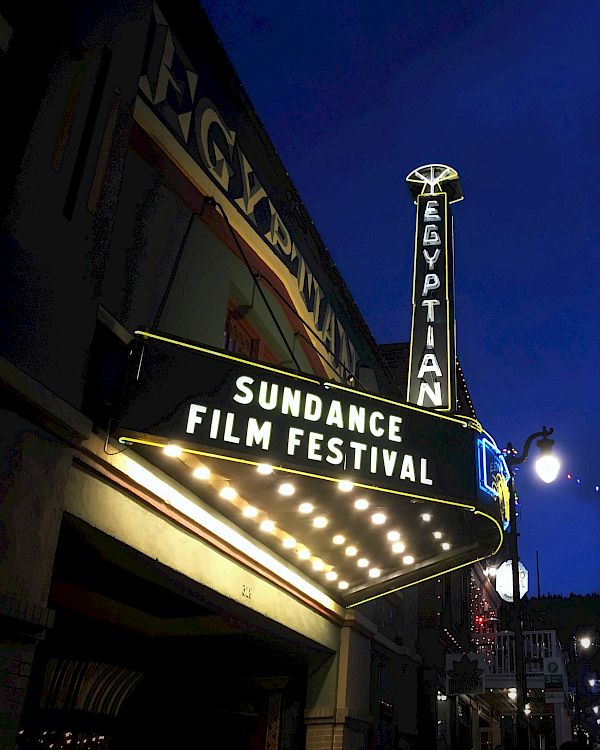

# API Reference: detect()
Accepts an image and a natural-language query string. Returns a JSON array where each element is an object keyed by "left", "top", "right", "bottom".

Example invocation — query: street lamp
[
  {"left": 505, "top": 427, "right": 559, "bottom": 750},
  {"left": 573, "top": 635, "right": 598, "bottom": 747}
]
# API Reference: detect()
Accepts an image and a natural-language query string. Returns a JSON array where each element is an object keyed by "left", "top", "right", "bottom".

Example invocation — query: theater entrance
[{"left": 17, "top": 514, "right": 333, "bottom": 750}]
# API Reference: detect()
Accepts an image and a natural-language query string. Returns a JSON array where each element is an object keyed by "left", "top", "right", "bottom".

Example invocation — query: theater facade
[{"left": 0, "top": 2, "right": 507, "bottom": 749}]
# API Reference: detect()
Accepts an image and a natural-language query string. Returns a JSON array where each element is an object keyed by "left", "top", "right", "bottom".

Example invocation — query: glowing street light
[
  {"left": 534, "top": 430, "right": 560, "bottom": 483},
  {"left": 572, "top": 632, "right": 597, "bottom": 744},
  {"left": 505, "top": 427, "right": 558, "bottom": 750}
]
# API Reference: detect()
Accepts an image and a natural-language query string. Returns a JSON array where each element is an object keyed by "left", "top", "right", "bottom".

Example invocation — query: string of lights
[
  {"left": 564, "top": 473, "right": 600, "bottom": 492},
  {"left": 502, "top": 450, "right": 600, "bottom": 493},
  {"left": 470, "top": 573, "right": 497, "bottom": 667}
]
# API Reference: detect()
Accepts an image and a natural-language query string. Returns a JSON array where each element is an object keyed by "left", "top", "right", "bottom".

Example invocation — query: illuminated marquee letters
[
  {"left": 407, "top": 193, "right": 456, "bottom": 411},
  {"left": 181, "top": 374, "right": 434, "bottom": 484}
]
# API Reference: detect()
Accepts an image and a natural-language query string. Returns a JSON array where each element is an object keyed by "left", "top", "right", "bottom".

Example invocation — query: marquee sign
[
  {"left": 445, "top": 653, "right": 485, "bottom": 696},
  {"left": 406, "top": 165, "right": 461, "bottom": 412},
  {"left": 112, "top": 330, "right": 504, "bottom": 604},
  {"left": 117, "top": 331, "right": 492, "bottom": 505}
]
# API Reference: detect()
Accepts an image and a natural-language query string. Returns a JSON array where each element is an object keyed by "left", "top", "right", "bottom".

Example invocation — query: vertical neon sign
[{"left": 406, "top": 165, "right": 462, "bottom": 412}]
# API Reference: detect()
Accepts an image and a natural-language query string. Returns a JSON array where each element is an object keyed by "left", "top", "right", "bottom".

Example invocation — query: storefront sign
[
  {"left": 445, "top": 653, "right": 485, "bottom": 695},
  {"left": 543, "top": 655, "right": 565, "bottom": 704},
  {"left": 407, "top": 191, "right": 456, "bottom": 411},
  {"left": 543, "top": 657, "right": 564, "bottom": 688},
  {"left": 116, "top": 331, "right": 498, "bottom": 510},
  {"left": 137, "top": 3, "right": 358, "bottom": 381}
]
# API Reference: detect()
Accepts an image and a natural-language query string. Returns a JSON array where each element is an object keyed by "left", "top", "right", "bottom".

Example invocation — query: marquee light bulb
[
  {"left": 535, "top": 454, "right": 560, "bottom": 483},
  {"left": 283, "top": 536, "right": 296, "bottom": 549},
  {"left": 219, "top": 486, "right": 237, "bottom": 501},
  {"left": 312, "top": 559, "right": 325, "bottom": 571},
  {"left": 313, "top": 516, "right": 328, "bottom": 528},
  {"left": 278, "top": 482, "right": 295, "bottom": 496},
  {"left": 345, "top": 545, "right": 357, "bottom": 557},
  {"left": 402, "top": 555, "right": 415, "bottom": 565},
  {"left": 260, "top": 519, "right": 275, "bottom": 532},
  {"left": 338, "top": 480, "right": 353, "bottom": 492},
  {"left": 387, "top": 530, "right": 400, "bottom": 542},
  {"left": 392, "top": 541, "right": 406, "bottom": 554},
  {"left": 420, "top": 513, "right": 432, "bottom": 522},
  {"left": 299, "top": 502, "right": 314, "bottom": 514},
  {"left": 297, "top": 547, "right": 311, "bottom": 560},
  {"left": 326, "top": 571, "right": 338, "bottom": 581},
  {"left": 333, "top": 534, "right": 345, "bottom": 545},
  {"left": 243, "top": 506, "right": 258, "bottom": 518},
  {"left": 441, "top": 542, "right": 451, "bottom": 551},
  {"left": 257, "top": 463, "right": 273, "bottom": 475},
  {"left": 433, "top": 531, "right": 442, "bottom": 539},
  {"left": 192, "top": 465, "right": 211, "bottom": 480},
  {"left": 357, "top": 558, "right": 369, "bottom": 568},
  {"left": 371, "top": 513, "right": 386, "bottom": 525},
  {"left": 354, "top": 498, "right": 369, "bottom": 510},
  {"left": 338, "top": 580, "right": 349, "bottom": 590},
  {"left": 163, "top": 444, "right": 183, "bottom": 458},
  {"left": 368, "top": 568, "right": 381, "bottom": 578},
  {"left": 580, "top": 636, "right": 592, "bottom": 650}
]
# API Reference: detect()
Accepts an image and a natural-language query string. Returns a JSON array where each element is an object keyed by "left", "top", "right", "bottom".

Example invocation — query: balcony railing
[
  {"left": 487, "top": 629, "right": 562, "bottom": 676},
  {"left": 477, "top": 629, "right": 567, "bottom": 689}
]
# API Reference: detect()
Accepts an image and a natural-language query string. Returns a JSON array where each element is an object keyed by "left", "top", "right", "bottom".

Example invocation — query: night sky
[{"left": 201, "top": 0, "right": 600, "bottom": 596}]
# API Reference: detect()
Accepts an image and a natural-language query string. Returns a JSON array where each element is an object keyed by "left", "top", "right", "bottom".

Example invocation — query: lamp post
[
  {"left": 505, "top": 427, "right": 559, "bottom": 750},
  {"left": 574, "top": 637, "right": 585, "bottom": 746},
  {"left": 573, "top": 634, "right": 597, "bottom": 747}
]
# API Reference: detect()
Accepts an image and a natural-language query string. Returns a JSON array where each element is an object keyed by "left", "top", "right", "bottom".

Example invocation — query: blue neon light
[{"left": 477, "top": 437, "right": 510, "bottom": 497}]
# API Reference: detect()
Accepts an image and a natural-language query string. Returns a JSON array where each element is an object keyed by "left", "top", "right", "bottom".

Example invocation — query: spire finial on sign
[{"left": 406, "top": 164, "right": 463, "bottom": 204}]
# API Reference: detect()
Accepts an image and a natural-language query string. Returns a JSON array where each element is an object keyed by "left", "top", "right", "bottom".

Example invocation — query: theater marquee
[{"left": 114, "top": 330, "right": 504, "bottom": 605}]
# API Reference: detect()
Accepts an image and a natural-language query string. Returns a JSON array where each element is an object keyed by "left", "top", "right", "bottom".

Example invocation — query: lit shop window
[{"left": 223, "top": 301, "right": 278, "bottom": 364}]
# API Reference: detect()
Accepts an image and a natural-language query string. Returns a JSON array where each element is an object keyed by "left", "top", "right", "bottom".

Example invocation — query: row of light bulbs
[
  {"left": 162, "top": 444, "right": 452, "bottom": 589},
  {"left": 217, "top": 462, "right": 389, "bottom": 588}
]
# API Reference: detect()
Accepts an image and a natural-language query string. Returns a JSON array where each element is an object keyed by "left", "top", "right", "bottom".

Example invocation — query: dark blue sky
[{"left": 201, "top": 0, "right": 600, "bottom": 595}]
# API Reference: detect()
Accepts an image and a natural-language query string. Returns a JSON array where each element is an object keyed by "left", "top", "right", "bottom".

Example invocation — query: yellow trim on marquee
[
  {"left": 119, "top": 436, "right": 485, "bottom": 512},
  {"left": 134, "top": 330, "right": 321, "bottom": 385},
  {"left": 347, "top": 511, "right": 503, "bottom": 607}
]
